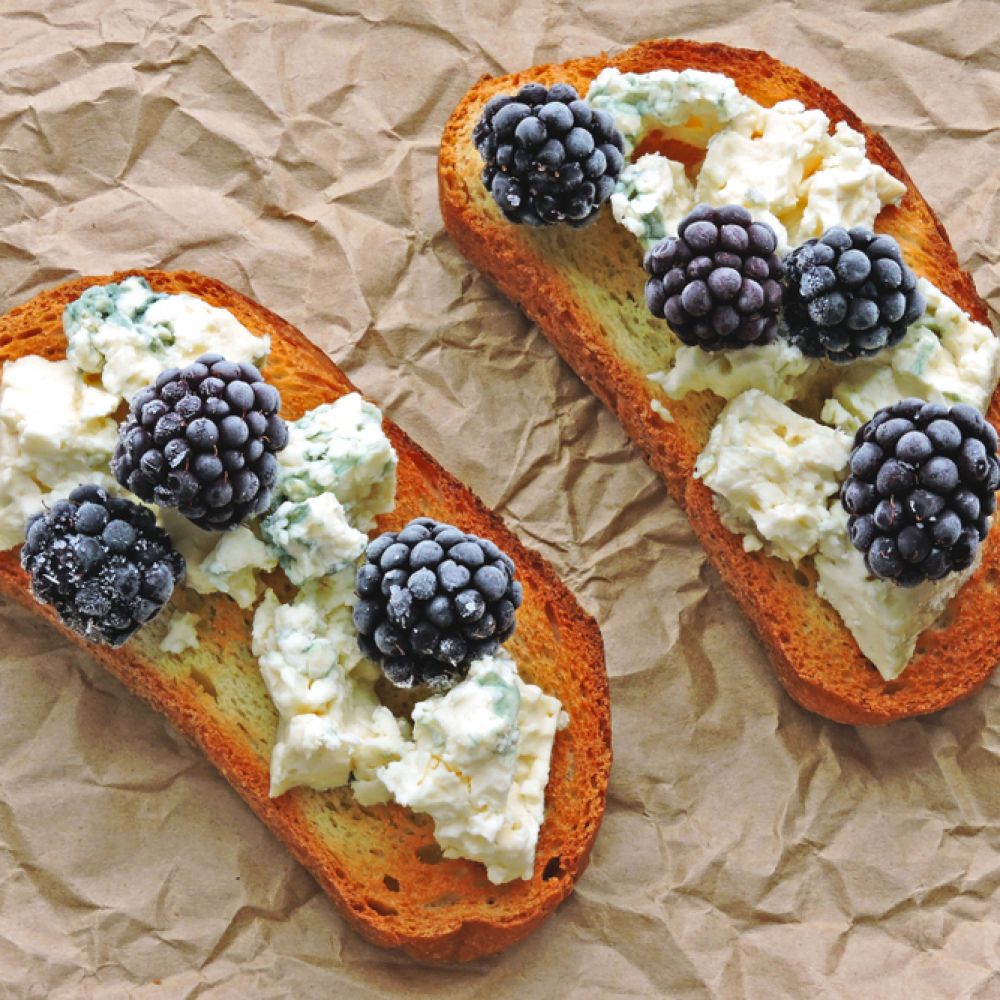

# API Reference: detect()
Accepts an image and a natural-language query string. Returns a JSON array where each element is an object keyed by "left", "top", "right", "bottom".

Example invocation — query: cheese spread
[
  {"left": 588, "top": 67, "right": 905, "bottom": 251},
  {"left": 651, "top": 339, "right": 820, "bottom": 405},
  {"left": 64, "top": 276, "right": 270, "bottom": 400},
  {"left": 0, "top": 356, "right": 120, "bottom": 550}
]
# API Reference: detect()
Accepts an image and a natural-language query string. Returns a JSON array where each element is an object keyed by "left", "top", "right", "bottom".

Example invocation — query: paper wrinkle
[{"left": 2, "top": 1, "right": 1000, "bottom": 996}]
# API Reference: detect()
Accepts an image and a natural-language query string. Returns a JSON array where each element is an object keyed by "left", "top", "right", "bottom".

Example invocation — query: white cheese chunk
[
  {"left": 588, "top": 67, "right": 905, "bottom": 252},
  {"left": 651, "top": 339, "right": 820, "bottom": 405},
  {"left": 252, "top": 571, "right": 410, "bottom": 800},
  {"left": 814, "top": 507, "right": 975, "bottom": 680},
  {"left": 159, "top": 612, "right": 200, "bottom": 655},
  {"left": 695, "top": 390, "right": 852, "bottom": 563},
  {"left": 612, "top": 153, "right": 695, "bottom": 245},
  {"left": 0, "top": 356, "right": 120, "bottom": 550},
  {"left": 823, "top": 279, "right": 1000, "bottom": 432},
  {"left": 261, "top": 492, "right": 367, "bottom": 586},
  {"left": 274, "top": 392, "right": 397, "bottom": 531},
  {"left": 64, "top": 275, "right": 270, "bottom": 400},
  {"left": 162, "top": 511, "right": 277, "bottom": 609},
  {"left": 379, "top": 652, "right": 565, "bottom": 885}
]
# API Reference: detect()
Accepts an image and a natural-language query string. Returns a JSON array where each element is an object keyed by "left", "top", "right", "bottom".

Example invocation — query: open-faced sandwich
[
  {"left": 440, "top": 38, "right": 1000, "bottom": 725},
  {"left": 0, "top": 271, "right": 610, "bottom": 960}
]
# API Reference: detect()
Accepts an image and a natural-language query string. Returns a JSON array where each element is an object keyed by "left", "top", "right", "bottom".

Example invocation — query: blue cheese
[
  {"left": 588, "top": 67, "right": 905, "bottom": 252},
  {"left": 814, "top": 507, "right": 977, "bottom": 680},
  {"left": 252, "top": 571, "right": 410, "bottom": 801},
  {"left": 695, "top": 390, "right": 852, "bottom": 563},
  {"left": 64, "top": 276, "right": 270, "bottom": 400},
  {"left": 273, "top": 393, "right": 397, "bottom": 531},
  {"left": 822, "top": 279, "right": 1000, "bottom": 432},
  {"left": 613, "top": 153, "right": 694, "bottom": 245},
  {"left": 0, "top": 356, "right": 120, "bottom": 550},
  {"left": 587, "top": 67, "right": 752, "bottom": 155},
  {"left": 261, "top": 492, "right": 367, "bottom": 586},
  {"left": 159, "top": 612, "right": 200, "bottom": 655},
  {"left": 378, "top": 652, "right": 565, "bottom": 885},
  {"left": 252, "top": 573, "right": 567, "bottom": 883},
  {"left": 161, "top": 511, "right": 277, "bottom": 609},
  {"left": 651, "top": 339, "right": 820, "bottom": 405}
]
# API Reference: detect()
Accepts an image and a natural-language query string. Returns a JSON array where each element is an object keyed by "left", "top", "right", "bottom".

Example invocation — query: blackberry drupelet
[
  {"left": 643, "top": 204, "right": 784, "bottom": 351},
  {"left": 21, "top": 485, "right": 185, "bottom": 646},
  {"left": 112, "top": 353, "right": 288, "bottom": 530},
  {"left": 353, "top": 517, "right": 523, "bottom": 691},
  {"left": 784, "top": 226, "right": 926, "bottom": 362},
  {"left": 472, "top": 81, "right": 625, "bottom": 227},
  {"left": 841, "top": 398, "right": 1000, "bottom": 585}
]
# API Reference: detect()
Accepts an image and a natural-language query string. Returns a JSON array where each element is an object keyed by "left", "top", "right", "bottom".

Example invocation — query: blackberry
[
  {"left": 20, "top": 485, "right": 185, "bottom": 646},
  {"left": 111, "top": 354, "right": 288, "bottom": 530},
  {"left": 472, "top": 81, "right": 625, "bottom": 227},
  {"left": 643, "top": 204, "right": 784, "bottom": 350},
  {"left": 784, "top": 226, "right": 926, "bottom": 362},
  {"left": 841, "top": 398, "right": 1000, "bottom": 585},
  {"left": 352, "top": 517, "right": 522, "bottom": 691}
]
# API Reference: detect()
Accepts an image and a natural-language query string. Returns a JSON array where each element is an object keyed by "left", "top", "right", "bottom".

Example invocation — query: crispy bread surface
[
  {"left": 0, "top": 270, "right": 611, "bottom": 961},
  {"left": 439, "top": 38, "right": 1000, "bottom": 725}
]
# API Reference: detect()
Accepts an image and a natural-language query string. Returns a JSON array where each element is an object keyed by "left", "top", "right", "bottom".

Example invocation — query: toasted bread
[
  {"left": 439, "top": 38, "right": 1000, "bottom": 725},
  {"left": 0, "top": 270, "right": 610, "bottom": 961}
]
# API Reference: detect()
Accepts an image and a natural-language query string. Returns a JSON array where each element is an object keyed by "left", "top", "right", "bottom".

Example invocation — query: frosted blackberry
[
  {"left": 112, "top": 354, "right": 288, "bottom": 530},
  {"left": 784, "top": 226, "right": 926, "bottom": 362},
  {"left": 841, "top": 398, "right": 1000, "bottom": 585},
  {"left": 643, "top": 204, "right": 784, "bottom": 350},
  {"left": 472, "top": 81, "right": 625, "bottom": 227},
  {"left": 20, "top": 485, "right": 185, "bottom": 647},
  {"left": 353, "top": 517, "right": 522, "bottom": 691}
]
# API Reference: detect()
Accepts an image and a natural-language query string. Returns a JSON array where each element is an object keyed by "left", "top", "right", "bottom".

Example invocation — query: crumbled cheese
[
  {"left": 273, "top": 393, "right": 397, "bottom": 531},
  {"left": 64, "top": 275, "right": 269, "bottom": 400},
  {"left": 261, "top": 492, "right": 367, "bottom": 586},
  {"left": 159, "top": 612, "right": 200, "bottom": 654},
  {"left": 695, "top": 390, "right": 852, "bottom": 563},
  {"left": 0, "top": 357, "right": 120, "bottom": 550},
  {"left": 588, "top": 67, "right": 905, "bottom": 252},
  {"left": 379, "top": 652, "right": 565, "bottom": 884}
]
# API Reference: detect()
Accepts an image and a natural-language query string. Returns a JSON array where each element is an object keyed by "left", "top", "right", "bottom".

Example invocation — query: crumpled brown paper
[{"left": 3, "top": 1, "right": 1000, "bottom": 995}]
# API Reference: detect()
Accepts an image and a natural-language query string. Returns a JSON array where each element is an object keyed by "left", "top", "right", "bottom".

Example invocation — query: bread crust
[
  {"left": 0, "top": 270, "right": 611, "bottom": 961},
  {"left": 439, "top": 37, "right": 1000, "bottom": 725}
]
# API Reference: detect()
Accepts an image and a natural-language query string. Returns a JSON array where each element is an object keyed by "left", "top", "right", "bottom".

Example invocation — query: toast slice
[
  {"left": 0, "top": 270, "right": 610, "bottom": 962},
  {"left": 439, "top": 38, "right": 1000, "bottom": 725}
]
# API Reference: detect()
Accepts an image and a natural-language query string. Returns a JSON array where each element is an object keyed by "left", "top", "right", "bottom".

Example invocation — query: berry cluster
[
  {"left": 353, "top": 517, "right": 522, "bottom": 691},
  {"left": 842, "top": 399, "right": 1000, "bottom": 585},
  {"left": 473, "top": 82, "right": 625, "bottom": 227},
  {"left": 784, "top": 226, "right": 925, "bottom": 363},
  {"left": 21, "top": 486, "right": 185, "bottom": 646},
  {"left": 643, "top": 203, "right": 784, "bottom": 350},
  {"left": 112, "top": 353, "right": 288, "bottom": 531}
]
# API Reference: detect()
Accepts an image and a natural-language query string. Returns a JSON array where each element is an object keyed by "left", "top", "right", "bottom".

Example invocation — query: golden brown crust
[
  {"left": 0, "top": 270, "right": 611, "bottom": 961},
  {"left": 439, "top": 37, "right": 1000, "bottom": 725}
]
